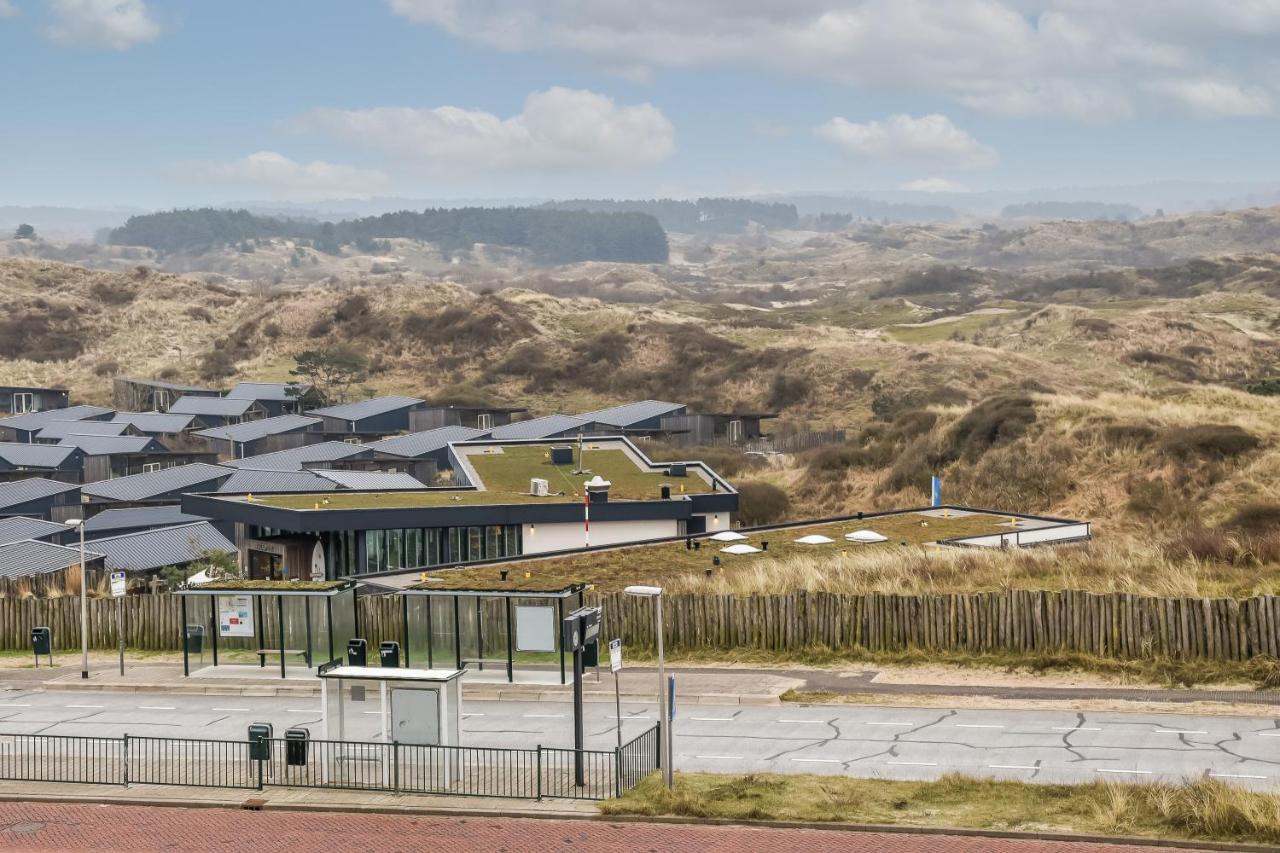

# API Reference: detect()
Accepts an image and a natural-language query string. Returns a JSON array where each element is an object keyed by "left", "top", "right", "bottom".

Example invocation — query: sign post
[
  {"left": 110, "top": 571, "right": 126, "bottom": 676},
  {"left": 608, "top": 638, "right": 623, "bottom": 751}
]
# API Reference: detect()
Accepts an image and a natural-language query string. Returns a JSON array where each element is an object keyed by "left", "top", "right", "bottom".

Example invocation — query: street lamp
[
  {"left": 624, "top": 584, "right": 671, "bottom": 787},
  {"left": 64, "top": 518, "right": 88, "bottom": 679}
]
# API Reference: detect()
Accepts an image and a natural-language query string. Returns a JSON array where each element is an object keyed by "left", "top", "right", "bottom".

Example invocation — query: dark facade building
[
  {"left": 225, "top": 382, "right": 327, "bottom": 417},
  {"left": 167, "top": 396, "right": 267, "bottom": 427},
  {"left": 0, "top": 405, "right": 114, "bottom": 444},
  {"left": 0, "top": 443, "right": 85, "bottom": 483},
  {"left": 307, "top": 396, "right": 427, "bottom": 435},
  {"left": 409, "top": 404, "right": 526, "bottom": 432},
  {"left": 578, "top": 400, "right": 687, "bottom": 433},
  {"left": 193, "top": 414, "right": 324, "bottom": 459},
  {"left": 659, "top": 411, "right": 779, "bottom": 444},
  {"left": 112, "top": 378, "right": 221, "bottom": 414},
  {"left": 0, "top": 386, "right": 69, "bottom": 416},
  {"left": 0, "top": 478, "right": 82, "bottom": 522}
]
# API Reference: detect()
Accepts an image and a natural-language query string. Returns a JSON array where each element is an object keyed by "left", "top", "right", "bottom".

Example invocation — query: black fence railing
[{"left": 0, "top": 728, "right": 660, "bottom": 802}]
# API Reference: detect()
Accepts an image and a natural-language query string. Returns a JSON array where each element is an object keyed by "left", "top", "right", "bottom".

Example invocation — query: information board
[{"left": 218, "top": 594, "right": 255, "bottom": 637}]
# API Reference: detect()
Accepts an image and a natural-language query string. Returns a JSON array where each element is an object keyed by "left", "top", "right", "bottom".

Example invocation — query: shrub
[
  {"left": 1102, "top": 423, "right": 1157, "bottom": 446},
  {"left": 92, "top": 359, "right": 119, "bottom": 377},
  {"left": 1222, "top": 503, "right": 1280, "bottom": 536},
  {"left": 735, "top": 481, "right": 791, "bottom": 526},
  {"left": 185, "top": 306, "right": 213, "bottom": 322},
  {"left": 766, "top": 373, "right": 810, "bottom": 410},
  {"left": 948, "top": 394, "right": 1036, "bottom": 461},
  {"left": 1159, "top": 425, "right": 1260, "bottom": 459},
  {"left": 1072, "top": 317, "right": 1113, "bottom": 337},
  {"left": 573, "top": 329, "right": 631, "bottom": 367},
  {"left": 198, "top": 349, "right": 237, "bottom": 381},
  {"left": 90, "top": 280, "right": 137, "bottom": 305}
]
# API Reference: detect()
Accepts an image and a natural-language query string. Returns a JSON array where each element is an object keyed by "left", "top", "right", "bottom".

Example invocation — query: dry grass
[{"left": 603, "top": 772, "right": 1280, "bottom": 846}]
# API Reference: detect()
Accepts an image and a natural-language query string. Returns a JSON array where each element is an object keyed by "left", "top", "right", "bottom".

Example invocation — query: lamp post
[
  {"left": 624, "top": 584, "right": 671, "bottom": 787},
  {"left": 64, "top": 518, "right": 88, "bottom": 679}
]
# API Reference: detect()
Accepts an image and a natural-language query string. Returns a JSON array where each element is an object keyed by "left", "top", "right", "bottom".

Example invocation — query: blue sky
[{"left": 3, "top": 0, "right": 1279, "bottom": 208}]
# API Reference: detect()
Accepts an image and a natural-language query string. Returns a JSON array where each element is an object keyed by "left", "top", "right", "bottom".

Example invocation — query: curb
[{"left": 0, "top": 790, "right": 1271, "bottom": 852}]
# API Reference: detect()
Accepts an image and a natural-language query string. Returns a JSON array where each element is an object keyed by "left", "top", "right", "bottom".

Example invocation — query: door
[{"left": 391, "top": 688, "right": 439, "bottom": 745}]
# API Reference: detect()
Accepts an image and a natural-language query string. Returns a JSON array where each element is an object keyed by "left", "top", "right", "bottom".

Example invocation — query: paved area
[
  {"left": 0, "top": 688, "right": 1276, "bottom": 788},
  {"left": 0, "top": 803, "right": 1224, "bottom": 851}
]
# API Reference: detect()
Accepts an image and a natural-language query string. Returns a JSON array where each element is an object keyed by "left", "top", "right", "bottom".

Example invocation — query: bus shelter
[
  {"left": 176, "top": 580, "right": 359, "bottom": 678},
  {"left": 398, "top": 579, "right": 588, "bottom": 684}
]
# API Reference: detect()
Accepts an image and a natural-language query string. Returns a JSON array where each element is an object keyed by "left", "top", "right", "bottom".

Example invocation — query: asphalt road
[{"left": 0, "top": 689, "right": 1276, "bottom": 788}]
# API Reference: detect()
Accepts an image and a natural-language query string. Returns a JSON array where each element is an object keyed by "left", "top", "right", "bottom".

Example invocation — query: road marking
[
  {"left": 866, "top": 722, "right": 914, "bottom": 727},
  {"left": 66, "top": 705, "right": 103, "bottom": 709},
  {"left": 0, "top": 704, "right": 31, "bottom": 708},
  {"left": 286, "top": 709, "right": 319, "bottom": 714},
  {"left": 212, "top": 707, "right": 249, "bottom": 712},
  {"left": 1256, "top": 732, "right": 1280, "bottom": 737},
  {"left": 523, "top": 714, "right": 565, "bottom": 719},
  {"left": 461, "top": 713, "right": 484, "bottom": 718},
  {"left": 1053, "top": 726, "right": 1102, "bottom": 732},
  {"left": 1209, "top": 772, "right": 1267, "bottom": 780},
  {"left": 694, "top": 755, "right": 743, "bottom": 760},
  {"left": 690, "top": 717, "right": 735, "bottom": 722},
  {"left": 989, "top": 764, "right": 1038, "bottom": 770},
  {"left": 1155, "top": 729, "right": 1207, "bottom": 735},
  {"left": 888, "top": 761, "right": 938, "bottom": 766},
  {"left": 1096, "top": 769, "right": 1152, "bottom": 775},
  {"left": 138, "top": 706, "right": 175, "bottom": 711},
  {"left": 791, "top": 758, "right": 841, "bottom": 763},
  {"left": 608, "top": 715, "right": 651, "bottom": 720},
  {"left": 779, "top": 719, "right": 829, "bottom": 724},
  {"left": 955, "top": 724, "right": 1004, "bottom": 729}
]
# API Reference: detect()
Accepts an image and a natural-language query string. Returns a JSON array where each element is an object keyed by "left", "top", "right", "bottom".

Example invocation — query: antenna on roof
[{"left": 572, "top": 431, "right": 586, "bottom": 475}]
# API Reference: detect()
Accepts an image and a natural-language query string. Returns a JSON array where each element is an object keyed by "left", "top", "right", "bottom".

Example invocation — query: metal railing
[{"left": 0, "top": 727, "right": 661, "bottom": 802}]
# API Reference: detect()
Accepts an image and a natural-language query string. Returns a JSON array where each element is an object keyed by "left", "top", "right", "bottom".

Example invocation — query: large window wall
[{"left": 251, "top": 523, "right": 523, "bottom": 578}]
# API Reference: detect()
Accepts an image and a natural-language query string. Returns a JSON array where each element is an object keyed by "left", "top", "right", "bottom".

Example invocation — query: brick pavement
[{"left": 0, "top": 802, "right": 1222, "bottom": 852}]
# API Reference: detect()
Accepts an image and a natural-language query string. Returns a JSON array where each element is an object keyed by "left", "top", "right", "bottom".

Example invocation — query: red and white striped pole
[{"left": 584, "top": 490, "right": 590, "bottom": 548}]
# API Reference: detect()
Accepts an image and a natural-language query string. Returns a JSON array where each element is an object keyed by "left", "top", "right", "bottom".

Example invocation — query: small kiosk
[
  {"left": 175, "top": 579, "right": 360, "bottom": 678},
  {"left": 398, "top": 577, "right": 589, "bottom": 684}
]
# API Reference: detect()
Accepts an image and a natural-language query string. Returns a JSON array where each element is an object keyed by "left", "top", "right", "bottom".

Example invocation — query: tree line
[
  {"left": 540, "top": 197, "right": 799, "bottom": 233},
  {"left": 107, "top": 206, "right": 669, "bottom": 264}
]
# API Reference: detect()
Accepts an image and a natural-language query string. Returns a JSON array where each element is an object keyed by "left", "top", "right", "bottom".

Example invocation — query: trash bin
[
  {"left": 347, "top": 638, "right": 367, "bottom": 667},
  {"left": 247, "top": 723, "right": 273, "bottom": 761},
  {"left": 284, "top": 727, "right": 309, "bottom": 766},
  {"left": 184, "top": 624, "right": 204, "bottom": 655},
  {"left": 31, "top": 627, "right": 51, "bottom": 657},
  {"left": 378, "top": 641, "right": 400, "bottom": 669}
]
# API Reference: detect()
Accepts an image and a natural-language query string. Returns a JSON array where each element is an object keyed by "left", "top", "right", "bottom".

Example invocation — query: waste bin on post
[
  {"left": 379, "top": 641, "right": 400, "bottom": 668},
  {"left": 347, "top": 638, "right": 367, "bottom": 667},
  {"left": 284, "top": 727, "right": 309, "bottom": 766},
  {"left": 31, "top": 627, "right": 51, "bottom": 668},
  {"left": 247, "top": 723, "right": 272, "bottom": 761},
  {"left": 185, "top": 624, "right": 204, "bottom": 665}
]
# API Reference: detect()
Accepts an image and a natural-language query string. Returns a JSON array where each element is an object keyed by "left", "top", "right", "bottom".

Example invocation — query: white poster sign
[
  {"left": 310, "top": 540, "right": 326, "bottom": 582},
  {"left": 110, "top": 571, "right": 126, "bottom": 598},
  {"left": 608, "top": 638, "right": 622, "bottom": 673},
  {"left": 218, "top": 594, "right": 255, "bottom": 637},
  {"left": 515, "top": 605, "right": 556, "bottom": 652}
]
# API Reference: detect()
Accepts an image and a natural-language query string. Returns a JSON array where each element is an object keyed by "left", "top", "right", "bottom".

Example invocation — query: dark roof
[
  {"left": 0, "top": 478, "right": 80, "bottom": 511},
  {"left": 0, "top": 442, "right": 81, "bottom": 469},
  {"left": 225, "top": 381, "right": 315, "bottom": 401},
  {"left": 35, "top": 420, "right": 131, "bottom": 441},
  {"left": 0, "top": 405, "right": 112, "bottom": 432},
  {"left": 308, "top": 396, "right": 425, "bottom": 421},
  {"left": 81, "top": 462, "right": 230, "bottom": 502},
  {"left": 194, "top": 414, "right": 321, "bottom": 443},
  {"left": 223, "top": 441, "right": 370, "bottom": 471},
  {"left": 168, "top": 397, "right": 261, "bottom": 417},
  {"left": 368, "top": 426, "right": 489, "bottom": 458},
  {"left": 82, "top": 505, "right": 208, "bottom": 535},
  {"left": 111, "top": 412, "right": 203, "bottom": 433},
  {"left": 58, "top": 435, "right": 164, "bottom": 455},
  {"left": 0, "top": 385, "right": 66, "bottom": 394},
  {"left": 217, "top": 469, "right": 340, "bottom": 494},
  {"left": 577, "top": 400, "right": 685, "bottom": 428},
  {"left": 312, "top": 470, "right": 426, "bottom": 490},
  {"left": 0, "top": 517, "right": 65, "bottom": 545},
  {"left": 118, "top": 377, "right": 218, "bottom": 393},
  {"left": 488, "top": 414, "right": 593, "bottom": 440},
  {"left": 89, "top": 522, "right": 235, "bottom": 572},
  {"left": 0, "top": 539, "right": 103, "bottom": 578}
]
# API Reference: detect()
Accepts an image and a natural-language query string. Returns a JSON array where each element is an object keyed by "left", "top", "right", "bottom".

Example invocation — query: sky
[{"left": 3, "top": 0, "right": 1280, "bottom": 209}]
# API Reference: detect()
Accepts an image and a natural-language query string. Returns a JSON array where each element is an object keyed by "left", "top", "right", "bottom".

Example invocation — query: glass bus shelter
[{"left": 176, "top": 580, "right": 360, "bottom": 679}]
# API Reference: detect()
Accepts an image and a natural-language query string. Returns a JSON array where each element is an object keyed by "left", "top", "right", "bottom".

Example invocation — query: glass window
[
  {"left": 468, "top": 527, "right": 483, "bottom": 561},
  {"left": 388, "top": 529, "right": 404, "bottom": 570},
  {"left": 365, "top": 530, "right": 384, "bottom": 572},
  {"left": 486, "top": 526, "right": 503, "bottom": 559}
]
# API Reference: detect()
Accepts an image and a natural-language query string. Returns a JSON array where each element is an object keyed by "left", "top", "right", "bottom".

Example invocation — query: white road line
[
  {"left": 888, "top": 761, "right": 938, "bottom": 766},
  {"left": 286, "top": 709, "right": 319, "bottom": 714},
  {"left": 955, "top": 724, "right": 1004, "bottom": 729},
  {"left": 138, "top": 706, "right": 175, "bottom": 711},
  {"left": 0, "top": 704, "right": 31, "bottom": 708},
  {"left": 690, "top": 717, "right": 735, "bottom": 722},
  {"left": 1209, "top": 773, "right": 1267, "bottom": 780},
  {"left": 1155, "top": 729, "right": 1207, "bottom": 735},
  {"left": 212, "top": 707, "right": 250, "bottom": 712},
  {"left": 461, "top": 713, "right": 484, "bottom": 718},
  {"left": 791, "top": 758, "right": 841, "bottom": 763},
  {"left": 989, "top": 765, "right": 1038, "bottom": 770},
  {"left": 523, "top": 714, "right": 565, "bottom": 719},
  {"left": 1096, "top": 769, "right": 1152, "bottom": 775},
  {"left": 866, "top": 722, "right": 914, "bottom": 727},
  {"left": 1052, "top": 726, "right": 1102, "bottom": 732},
  {"left": 1257, "top": 732, "right": 1280, "bottom": 737},
  {"left": 779, "top": 719, "right": 829, "bottom": 724},
  {"left": 66, "top": 705, "right": 103, "bottom": 709},
  {"left": 608, "top": 715, "right": 651, "bottom": 720},
  {"left": 694, "top": 755, "right": 743, "bottom": 760}
]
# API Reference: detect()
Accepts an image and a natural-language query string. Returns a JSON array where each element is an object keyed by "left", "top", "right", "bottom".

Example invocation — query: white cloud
[
  {"left": 1146, "top": 79, "right": 1272, "bottom": 118},
  {"left": 45, "top": 0, "right": 160, "bottom": 50},
  {"left": 286, "top": 87, "right": 674, "bottom": 172},
  {"left": 900, "top": 177, "right": 968, "bottom": 193},
  {"left": 0, "top": 1, "right": 18, "bottom": 18},
  {"left": 816, "top": 114, "right": 997, "bottom": 170},
  {"left": 385, "top": 1, "right": 1280, "bottom": 121},
  {"left": 180, "top": 151, "right": 389, "bottom": 202}
]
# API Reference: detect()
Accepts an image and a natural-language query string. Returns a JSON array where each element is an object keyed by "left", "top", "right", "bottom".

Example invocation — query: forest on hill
[
  {"left": 541, "top": 197, "right": 799, "bottom": 233},
  {"left": 107, "top": 207, "right": 670, "bottom": 264}
]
